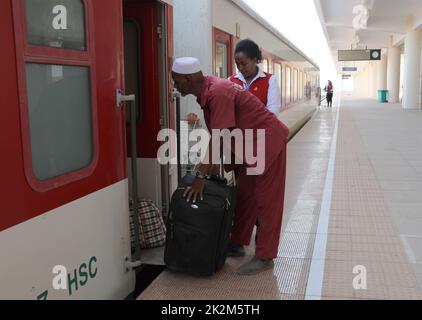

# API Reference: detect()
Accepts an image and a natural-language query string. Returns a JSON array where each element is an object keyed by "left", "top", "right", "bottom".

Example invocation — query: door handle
[{"left": 116, "top": 89, "right": 135, "bottom": 107}]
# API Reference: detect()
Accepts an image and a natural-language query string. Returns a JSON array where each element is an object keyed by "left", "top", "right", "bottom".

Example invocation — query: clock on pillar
[{"left": 370, "top": 49, "right": 381, "bottom": 60}]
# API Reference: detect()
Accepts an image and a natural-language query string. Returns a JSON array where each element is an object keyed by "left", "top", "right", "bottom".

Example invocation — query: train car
[
  {"left": 0, "top": 0, "right": 174, "bottom": 300},
  {"left": 0, "top": 0, "right": 319, "bottom": 300}
]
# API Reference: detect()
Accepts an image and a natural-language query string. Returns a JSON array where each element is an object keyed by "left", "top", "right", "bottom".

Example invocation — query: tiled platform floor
[
  {"left": 138, "top": 97, "right": 422, "bottom": 300},
  {"left": 321, "top": 99, "right": 422, "bottom": 300}
]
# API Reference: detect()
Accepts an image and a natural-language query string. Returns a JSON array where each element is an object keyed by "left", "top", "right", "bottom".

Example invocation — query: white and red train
[{"left": 0, "top": 0, "right": 319, "bottom": 299}]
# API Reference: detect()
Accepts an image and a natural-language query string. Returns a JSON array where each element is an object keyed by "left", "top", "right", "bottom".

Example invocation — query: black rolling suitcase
[{"left": 164, "top": 174, "right": 236, "bottom": 276}]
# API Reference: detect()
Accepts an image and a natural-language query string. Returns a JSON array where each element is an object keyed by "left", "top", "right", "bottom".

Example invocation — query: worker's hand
[
  {"left": 210, "top": 164, "right": 221, "bottom": 177},
  {"left": 183, "top": 177, "right": 205, "bottom": 203}
]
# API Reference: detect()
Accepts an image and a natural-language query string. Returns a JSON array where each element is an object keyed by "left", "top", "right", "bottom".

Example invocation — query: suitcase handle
[
  {"left": 206, "top": 175, "right": 227, "bottom": 184},
  {"left": 191, "top": 151, "right": 236, "bottom": 186}
]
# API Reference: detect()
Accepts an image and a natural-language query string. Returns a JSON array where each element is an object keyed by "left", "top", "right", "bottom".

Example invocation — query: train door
[
  {"left": 123, "top": 0, "right": 173, "bottom": 230},
  {"left": 1, "top": 0, "right": 133, "bottom": 299},
  {"left": 213, "top": 28, "right": 233, "bottom": 78}
]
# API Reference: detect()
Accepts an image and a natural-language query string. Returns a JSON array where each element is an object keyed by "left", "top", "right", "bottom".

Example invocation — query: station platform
[
  {"left": 278, "top": 101, "right": 318, "bottom": 141},
  {"left": 138, "top": 97, "right": 422, "bottom": 300}
]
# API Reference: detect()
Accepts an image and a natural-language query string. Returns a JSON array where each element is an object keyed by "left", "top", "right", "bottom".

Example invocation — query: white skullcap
[{"left": 172, "top": 57, "right": 202, "bottom": 74}]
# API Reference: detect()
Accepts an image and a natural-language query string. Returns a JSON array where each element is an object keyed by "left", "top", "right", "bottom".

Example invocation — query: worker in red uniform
[
  {"left": 172, "top": 57, "right": 289, "bottom": 275},
  {"left": 228, "top": 40, "right": 282, "bottom": 250},
  {"left": 229, "top": 39, "right": 281, "bottom": 114}
]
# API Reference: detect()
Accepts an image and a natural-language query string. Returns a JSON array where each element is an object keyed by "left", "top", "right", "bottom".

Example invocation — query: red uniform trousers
[{"left": 229, "top": 142, "right": 287, "bottom": 260}]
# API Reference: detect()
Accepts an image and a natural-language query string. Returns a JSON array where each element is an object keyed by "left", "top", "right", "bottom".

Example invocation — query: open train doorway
[{"left": 122, "top": 0, "right": 174, "bottom": 271}]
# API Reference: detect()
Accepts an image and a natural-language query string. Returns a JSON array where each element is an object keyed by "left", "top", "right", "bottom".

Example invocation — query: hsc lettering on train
[{"left": 37, "top": 256, "right": 98, "bottom": 300}]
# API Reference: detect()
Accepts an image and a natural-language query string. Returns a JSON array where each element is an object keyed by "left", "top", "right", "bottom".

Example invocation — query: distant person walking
[{"left": 324, "top": 80, "right": 334, "bottom": 107}]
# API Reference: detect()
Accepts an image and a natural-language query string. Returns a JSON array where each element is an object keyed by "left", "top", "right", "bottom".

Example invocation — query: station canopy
[{"left": 314, "top": 0, "right": 422, "bottom": 72}]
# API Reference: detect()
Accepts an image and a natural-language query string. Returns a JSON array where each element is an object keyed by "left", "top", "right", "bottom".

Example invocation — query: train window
[
  {"left": 304, "top": 74, "right": 310, "bottom": 100},
  {"left": 25, "top": 63, "right": 93, "bottom": 180},
  {"left": 286, "top": 66, "right": 291, "bottom": 104},
  {"left": 124, "top": 20, "right": 142, "bottom": 124},
  {"left": 13, "top": 0, "right": 97, "bottom": 191},
  {"left": 293, "top": 69, "right": 298, "bottom": 102},
  {"left": 299, "top": 71, "right": 303, "bottom": 100},
  {"left": 274, "top": 63, "right": 282, "bottom": 93},
  {"left": 281, "top": 65, "right": 286, "bottom": 107},
  {"left": 25, "top": 0, "right": 86, "bottom": 51},
  {"left": 216, "top": 41, "right": 228, "bottom": 78},
  {"left": 262, "top": 59, "right": 269, "bottom": 73}
]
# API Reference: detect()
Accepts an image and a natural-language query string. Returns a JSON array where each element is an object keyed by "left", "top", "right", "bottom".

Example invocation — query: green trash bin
[{"left": 378, "top": 90, "right": 388, "bottom": 103}]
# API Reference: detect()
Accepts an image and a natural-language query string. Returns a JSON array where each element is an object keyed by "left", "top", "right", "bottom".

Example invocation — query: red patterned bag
[{"left": 129, "top": 199, "right": 166, "bottom": 249}]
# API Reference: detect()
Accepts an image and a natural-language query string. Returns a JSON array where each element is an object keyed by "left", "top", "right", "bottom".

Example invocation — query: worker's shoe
[
  {"left": 236, "top": 256, "right": 274, "bottom": 275},
  {"left": 226, "top": 244, "right": 245, "bottom": 257}
]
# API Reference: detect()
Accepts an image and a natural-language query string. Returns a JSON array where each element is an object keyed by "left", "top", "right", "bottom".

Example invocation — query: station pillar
[
  {"left": 403, "top": 23, "right": 422, "bottom": 110},
  {"left": 377, "top": 54, "right": 388, "bottom": 91},
  {"left": 387, "top": 46, "right": 401, "bottom": 103},
  {"left": 370, "top": 62, "right": 378, "bottom": 99}
]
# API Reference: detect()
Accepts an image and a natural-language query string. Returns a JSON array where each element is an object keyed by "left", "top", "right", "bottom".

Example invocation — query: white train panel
[{"left": 0, "top": 180, "right": 134, "bottom": 300}]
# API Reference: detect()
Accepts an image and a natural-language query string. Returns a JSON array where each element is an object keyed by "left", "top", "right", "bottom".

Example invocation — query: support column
[
  {"left": 370, "top": 62, "right": 378, "bottom": 99},
  {"left": 366, "top": 64, "right": 372, "bottom": 98},
  {"left": 403, "top": 25, "right": 422, "bottom": 109},
  {"left": 377, "top": 54, "right": 388, "bottom": 91},
  {"left": 387, "top": 46, "right": 401, "bottom": 103}
]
